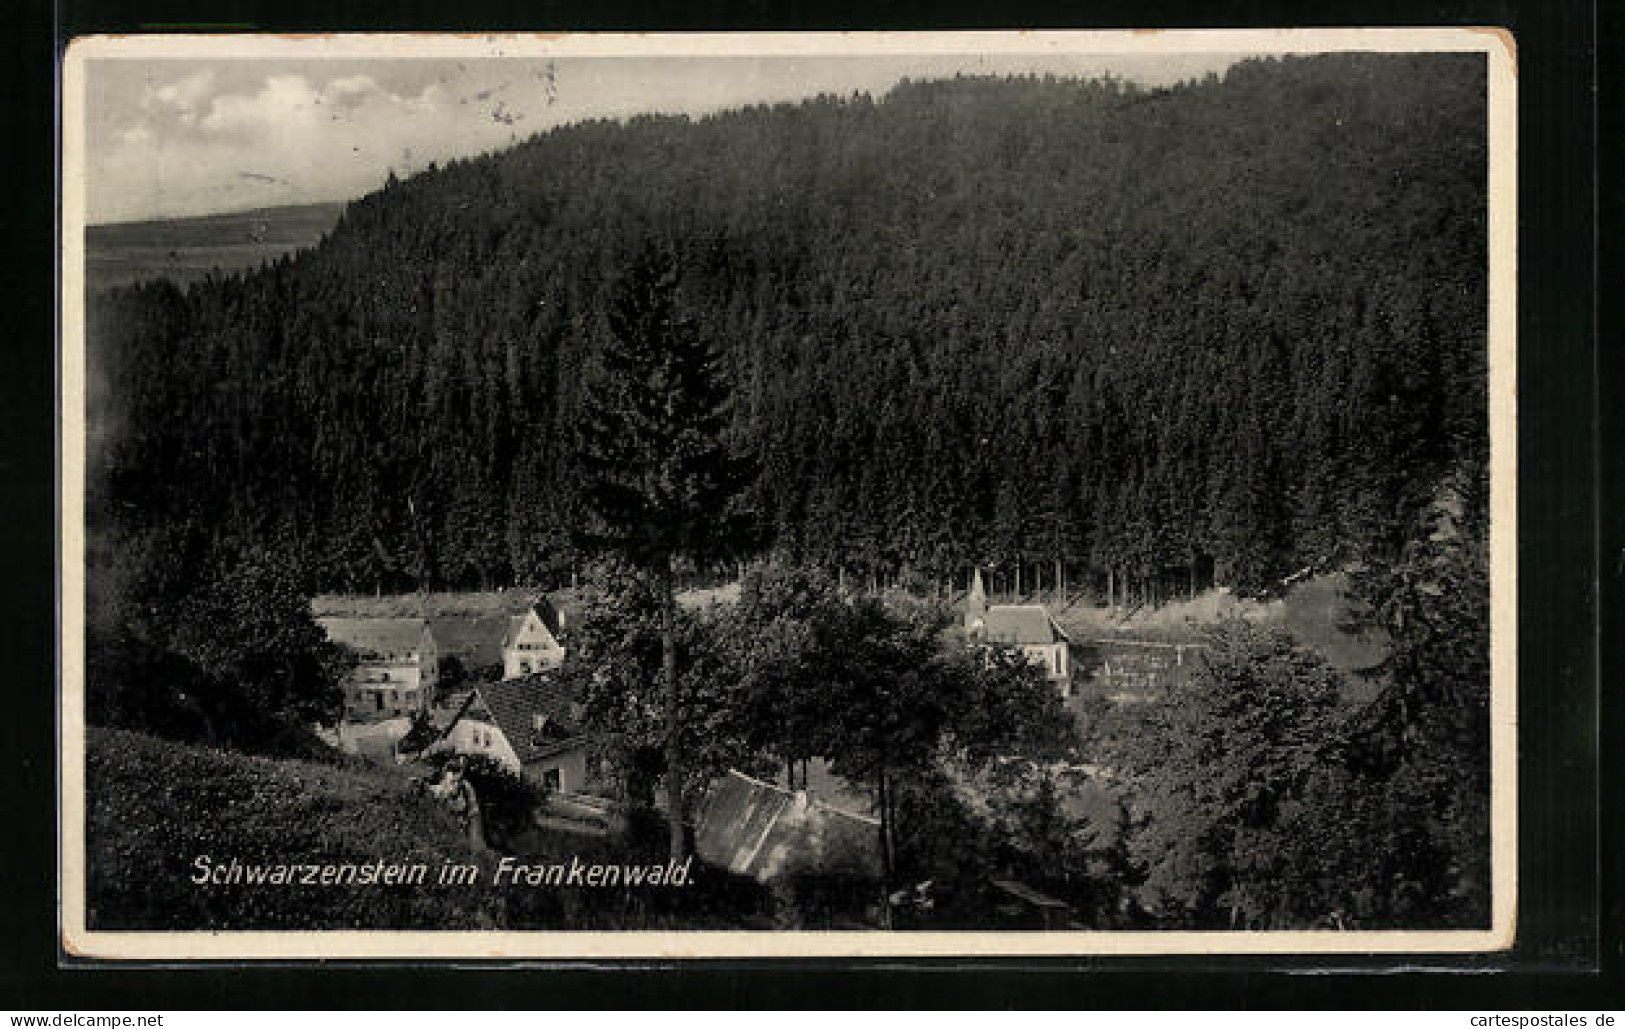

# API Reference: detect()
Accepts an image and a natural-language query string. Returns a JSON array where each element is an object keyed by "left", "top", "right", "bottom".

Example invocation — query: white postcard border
[{"left": 58, "top": 26, "right": 1518, "bottom": 961}]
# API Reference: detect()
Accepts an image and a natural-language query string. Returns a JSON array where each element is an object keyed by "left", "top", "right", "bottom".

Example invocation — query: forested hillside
[{"left": 87, "top": 53, "right": 1487, "bottom": 599}]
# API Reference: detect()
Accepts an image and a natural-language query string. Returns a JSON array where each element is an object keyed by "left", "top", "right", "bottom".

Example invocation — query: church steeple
[{"left": 964, "top": 567, "right": 988, "bottom": 637}]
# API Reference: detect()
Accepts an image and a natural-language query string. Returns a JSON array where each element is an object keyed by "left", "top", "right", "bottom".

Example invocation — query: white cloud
[
  {"left": 199, "top": 74, "right": 322, "bottom": 134},
  {"left": 324, "top": 74, "right": 381, "bottom": 102},
  {"left": 142, "top": 68, "right": 216, "bottom": 124},
  {"left": 93, "top": 69, "right": 492, "bottom": 221}
]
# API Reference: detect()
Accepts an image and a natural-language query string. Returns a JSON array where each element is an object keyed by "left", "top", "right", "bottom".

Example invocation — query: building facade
[
  {"left": 429, "top": 675, "right": 590, "bottom": 793},
  {"left": 502, "top": 599, "right": 567, "bottom": 679},
  {"left": 962, "top": 568, "right": 1073, "bottom": 695},
  {"left": 317, "top": 616, "right": 436, "bottom": 721}
]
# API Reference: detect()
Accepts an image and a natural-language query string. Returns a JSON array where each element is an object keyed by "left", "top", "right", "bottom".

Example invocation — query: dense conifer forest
[{"left": 87, "top": 53, "right": 1487, "bottom": 600}]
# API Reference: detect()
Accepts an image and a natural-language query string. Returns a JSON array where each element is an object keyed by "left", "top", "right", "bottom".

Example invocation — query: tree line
[{"left": 86, "top": 52, "right": 1487, "bottom": 603}]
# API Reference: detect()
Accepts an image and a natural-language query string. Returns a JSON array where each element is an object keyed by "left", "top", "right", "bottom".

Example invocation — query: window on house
[{"left": 543, "top": 767, "right": 561, "bottom": 792}]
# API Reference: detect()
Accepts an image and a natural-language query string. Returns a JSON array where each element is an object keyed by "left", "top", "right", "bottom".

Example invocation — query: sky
[{"left": 80, "top": 48, "right": 1250, "bottom": 225}]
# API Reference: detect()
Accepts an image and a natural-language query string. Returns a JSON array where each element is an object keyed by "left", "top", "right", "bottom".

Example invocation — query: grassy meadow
[{"left": 85, "top": 203, "right": 344, "bottom": 293}]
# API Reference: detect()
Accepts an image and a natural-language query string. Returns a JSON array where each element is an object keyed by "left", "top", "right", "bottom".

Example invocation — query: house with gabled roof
[
  {"left": 317, "top": 616, "right": 436, "bottom": 720},
  {"left": 426, "top": 674, "right": 590, "bottom": 793},
  {"left": 963, "top": 568, "right": 1073, "bottom": 695},
  {"left": 502, "top": 597, "right": 567, "bottom": 679}
]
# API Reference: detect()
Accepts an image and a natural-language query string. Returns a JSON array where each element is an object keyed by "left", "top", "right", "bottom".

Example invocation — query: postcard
[{"left": 59, "top": 28, "right": 1517, "bottom": 959}]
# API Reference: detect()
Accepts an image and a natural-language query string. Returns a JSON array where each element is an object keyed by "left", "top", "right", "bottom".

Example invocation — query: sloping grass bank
[
  {"left": 84, "top": 727, "right": 778, "bottom": 930},
  {"left": 85, "top": 726, "right": 497, "bottom": 930}
]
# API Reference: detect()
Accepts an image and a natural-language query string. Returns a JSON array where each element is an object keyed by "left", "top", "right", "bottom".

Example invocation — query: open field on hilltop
[{"left": 85, "top": 202, "right": 344, "bottom": 292}]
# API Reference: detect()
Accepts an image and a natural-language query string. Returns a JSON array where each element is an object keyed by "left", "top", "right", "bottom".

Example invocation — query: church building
[{"left": 963, "top": 568, "right": 1073, "bottom": 696}]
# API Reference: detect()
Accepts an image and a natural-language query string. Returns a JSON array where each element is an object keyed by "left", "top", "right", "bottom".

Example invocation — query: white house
[
  {"left": 502, "top": 598, "right": 567, "bottom": 679},
  {"left": 318, "top": 617, "right": 436, "bottom": 720},
  {"left": 963, "top": 569, "right": 1073, "bottom": 695},
  {"left": 427, "top": 676, "right": 590, "bottom": 794}
]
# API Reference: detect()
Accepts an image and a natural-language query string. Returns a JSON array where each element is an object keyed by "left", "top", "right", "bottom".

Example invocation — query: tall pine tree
[{"left": 575, "top": 242, "right": 758, "bottom": 860}]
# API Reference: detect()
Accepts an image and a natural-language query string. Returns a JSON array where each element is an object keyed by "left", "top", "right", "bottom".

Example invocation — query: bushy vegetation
[
  {"left": 563, "top": 561, "right": 1083, "bottom": 897},
  {"left": 86, "top": 542, "right": 347, "bottom": 756},
  {"left": 1120, "top": 618, "right": 1350, "bottom": 928},
  {"left": 887, "top": 583, "right": 1488, "bottom": 931},
  {"left": 417, "top": 748, "right": 541, "bottom": 848},
  {"left": 1092, "top": 514, "right": 1490, "bottom": 932}
]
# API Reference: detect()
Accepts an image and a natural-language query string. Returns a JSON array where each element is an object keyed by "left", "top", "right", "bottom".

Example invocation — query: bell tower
[{"left": 964, "top": 567, "right": 989, "bottom": 638}]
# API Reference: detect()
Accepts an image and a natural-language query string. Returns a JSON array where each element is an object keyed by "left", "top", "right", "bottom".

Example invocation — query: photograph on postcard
[{"left": 58, "top": 30, "right": 1516, "bottom": 959}]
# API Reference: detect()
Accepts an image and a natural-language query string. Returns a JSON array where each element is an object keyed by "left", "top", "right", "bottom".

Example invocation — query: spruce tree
[{"left": 575, "top": 242, "right": 757, "bottom": 860}]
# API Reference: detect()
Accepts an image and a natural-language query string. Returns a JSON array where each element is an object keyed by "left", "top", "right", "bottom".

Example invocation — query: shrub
[{"left": 420, "top": 749, "right": 541, "bottom": 848}]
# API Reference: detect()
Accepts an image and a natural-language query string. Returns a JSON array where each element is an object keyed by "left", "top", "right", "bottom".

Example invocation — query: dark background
[{"left": 4, "top": 0, "right": 1610, "bottom": 1008}]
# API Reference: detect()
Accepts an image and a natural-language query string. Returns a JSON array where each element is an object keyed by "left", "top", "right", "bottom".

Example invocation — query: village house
[
  {"left": 317, "top": 616, "right": 436, "bottom": 720},
  {"left": 428, "top": 675, "right": 590, "bottom": 793},
  {"left": 502, "top": 598, "right": 567, "bottom": 679},
  {"left": 963, "top": 568, "right": 1073, "bottom": 696}
]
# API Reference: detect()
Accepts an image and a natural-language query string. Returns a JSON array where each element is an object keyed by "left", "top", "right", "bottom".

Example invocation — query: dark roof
[
  {"left": 693, "top": 770, "right": 880, "bottom": 881},
  {"left": 427, "top": 615, "right": 508, "bottom": 669},
  {"left": 533, "top": 596, "right": 565, "bottom": 637},
  {"left": 474, "top": 674, "right": 587, "bottom": 765},
  {"left": 430, "top": 690, "right": 475, "bottom": 731},
  {"left": 317, "top": 617, "right": 426, "bottom": 658},
  {"left": 982, "top": 605, "right": 1068, "bottom": 645},
  {"left": 500, "top": 597, "right": 565, "bottom": 648},
  {"left": 990, "top": 878, "right": 1071, "bottom": 911}
]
